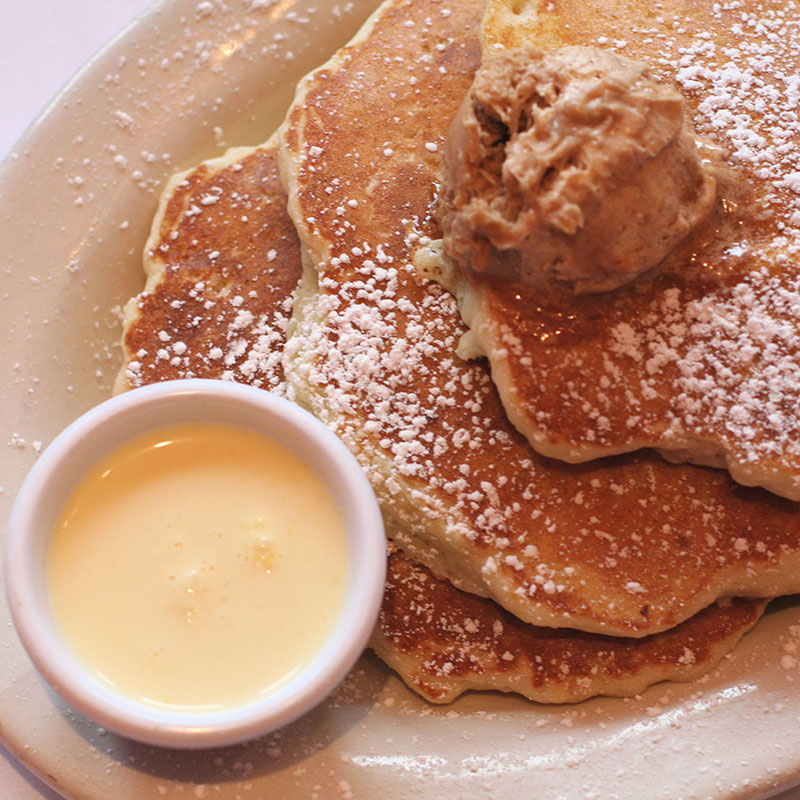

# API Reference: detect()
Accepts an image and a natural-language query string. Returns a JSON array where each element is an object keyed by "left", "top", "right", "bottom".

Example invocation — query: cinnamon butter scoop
[{"left": 438, "top": 46, "right": 717, "bottom": 294}]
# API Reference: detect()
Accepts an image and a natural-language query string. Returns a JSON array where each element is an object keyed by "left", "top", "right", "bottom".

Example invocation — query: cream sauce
[{"left": 48, "top": 422, "right": 349, "bottom": 711}]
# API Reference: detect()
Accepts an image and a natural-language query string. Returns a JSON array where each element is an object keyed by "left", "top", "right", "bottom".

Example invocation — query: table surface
[{"left": 2, "top": 1, "right": 800, "bottom": 799}]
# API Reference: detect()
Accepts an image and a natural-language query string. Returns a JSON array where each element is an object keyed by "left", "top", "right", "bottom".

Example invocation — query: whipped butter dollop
[{"left": 438, "top": 46, "right": 717, "bottom": 294}]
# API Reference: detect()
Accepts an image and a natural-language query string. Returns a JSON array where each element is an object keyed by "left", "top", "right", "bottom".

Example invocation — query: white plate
[{"left": 2, "top": 1, "right": 800, "bottom": 798}]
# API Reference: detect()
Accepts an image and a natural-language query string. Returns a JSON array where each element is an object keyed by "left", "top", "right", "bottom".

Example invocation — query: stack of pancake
[{"left": 117, "top": 0, "right": 800, "bottom": 704}]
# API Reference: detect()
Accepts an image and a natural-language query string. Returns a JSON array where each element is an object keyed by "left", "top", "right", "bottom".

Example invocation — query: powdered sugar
[
  {"left": 375, "top": 551, "right": 766, "bottom": 704},
  {"left": 281, "top": 0, "right": 800, "bottom": 638},
  {"left": 120, "top": 145, "right": 300, "bottom": 395},
  {"left": 469, "top": 0, "right": 800, "bottom": 498}
]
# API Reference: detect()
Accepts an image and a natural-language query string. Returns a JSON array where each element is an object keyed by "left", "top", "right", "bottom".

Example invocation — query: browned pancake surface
[
  {"left": 280, "top": 0, "right": 800, "bottom": 636},
  {"left": 373, "top": 550, "right": 766, "bottom": 703},
  {"left": 460, "top": 0, "right": 800, "bottom": 500},
  {"left": 118, "top": 130, "right": 768, "bottom": 703},
  {"left": 117, "top": 143, "right": 301, "bottom": 393}
]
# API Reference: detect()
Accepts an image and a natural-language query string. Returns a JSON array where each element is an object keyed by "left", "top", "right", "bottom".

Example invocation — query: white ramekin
[{"left": 4, "top": 378, "right": 386, "bottom": 749}]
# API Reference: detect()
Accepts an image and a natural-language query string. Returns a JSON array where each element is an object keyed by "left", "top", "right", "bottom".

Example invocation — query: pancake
[
  {"left": 278, "top": 0, "right": 800, "bottom": 637},
  {"left": 432, "top": 0, "right": 800, "bottom": 501},
  {"left": 375, "top": 550, "right": 766, "bottom": 704},
  {"left": 115, "top": 137, "right": 301, "bottom": 395},
  {"left": 116, "top": 137, "right": 768, "bottom": 703}
]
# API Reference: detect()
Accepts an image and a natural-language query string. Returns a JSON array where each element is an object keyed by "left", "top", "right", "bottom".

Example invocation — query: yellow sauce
[{"left": 47, "top": 421, "right": 349, "bottom": 711}]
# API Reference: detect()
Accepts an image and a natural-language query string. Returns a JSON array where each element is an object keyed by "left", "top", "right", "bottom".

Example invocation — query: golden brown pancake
[
  {"left": 374, "top": 550, "right": 766, "bottom": 704},
  {"left": 279, "top": 0, "right": 800, "bottom": 636},
  {"left": 115, "top": 139, "right": 301, "bottom": 395},
  {"left": 437, "top": 0, "right": 800, "bottom": 501},
  {"left": 114, "top": 136, "right": 765, "bottom": 702}
]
